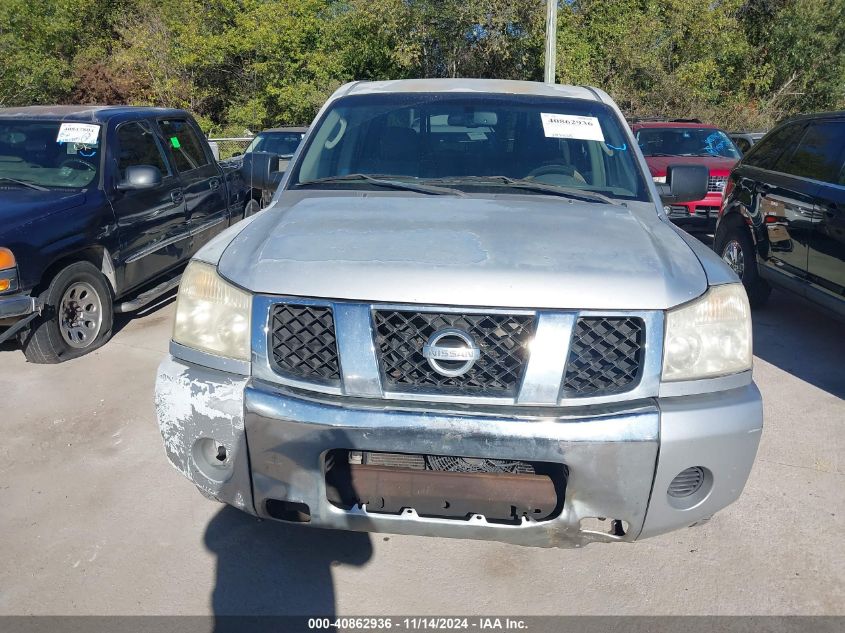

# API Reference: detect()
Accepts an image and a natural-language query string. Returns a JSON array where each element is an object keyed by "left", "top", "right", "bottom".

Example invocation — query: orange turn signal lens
[
  {"left": 0, "top": 279, "right": 10, "bottom": 292},
  {"left": 0, "top": 247, "right": 15, "bottom": 270}
]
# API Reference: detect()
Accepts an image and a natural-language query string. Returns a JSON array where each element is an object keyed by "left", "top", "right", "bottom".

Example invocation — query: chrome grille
[
  {"left": 373, "top": 310, "right": 534, "bottom": 394},
  {"left": 562, "top": 317, "right": 645, "bottom": 397},
  {"left": 269, "top": 304, "right": 340, "bottom": 382},
  {"left": 707, "top": 175, "right": 727, "bottom": 193}
]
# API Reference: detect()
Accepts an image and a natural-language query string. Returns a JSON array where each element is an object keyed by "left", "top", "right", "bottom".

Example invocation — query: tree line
[{"left": 1, "top": 0, "right": 842, "bottom": 134}]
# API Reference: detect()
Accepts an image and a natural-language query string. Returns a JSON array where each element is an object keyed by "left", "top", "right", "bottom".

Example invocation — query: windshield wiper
[
  {"left": 426, "top": 176, "right": 620, "bottom": 205},
  {"left": 296, "top": 174, "right": 465, "bottom": 197},
  {"left": 0, "top": 177, "right": 48, "bottom": 191}
]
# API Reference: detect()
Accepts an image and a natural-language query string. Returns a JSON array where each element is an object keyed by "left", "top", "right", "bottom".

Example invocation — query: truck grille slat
[
  {"left": 270, "top": 304, "right": 341, "bottom": 382},
  {"left": 562, "top": 317, "right": 644, "bottom": 397},
  {"left": 373, "top": 310, "right": 534, "bottom": 394},
  {"left": 707, "top": 175, "right": 728, "bottom": 193}
]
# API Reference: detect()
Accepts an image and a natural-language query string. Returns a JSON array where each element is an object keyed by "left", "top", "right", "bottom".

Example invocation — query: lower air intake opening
[{"left": 325, "top": 449, "right": 567, "bottom": 525}]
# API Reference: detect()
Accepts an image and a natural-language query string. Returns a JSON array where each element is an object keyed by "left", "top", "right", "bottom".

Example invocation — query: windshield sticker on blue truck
[
  {"left": 170, "top": 136, "right": 181, "bottom": 149},
  {"left": 540, "top": 113, "right": 605, "bottom": 142},
  {"left": 56, "top": 123, "right": 100, "bottom": 145}
]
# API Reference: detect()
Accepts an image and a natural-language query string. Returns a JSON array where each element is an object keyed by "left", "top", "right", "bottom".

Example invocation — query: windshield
[
  {"left": 636, "top": 127, "right": 740, "bottom": 159},
  {"left": 246, "top": 131, "right": 305, "bottom": 156},
  {"left": 290, "top": 93, "right": 649, "bottom": 202},
  {"left": 0, "top": 120, "right": 101, "bottom": 189}
]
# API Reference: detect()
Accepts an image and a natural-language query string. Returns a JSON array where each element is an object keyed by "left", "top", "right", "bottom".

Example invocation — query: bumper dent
[
  {"left": 154, "top": 357, "right": 254, "bottom": 513},
  {"left": 155, "top": 356, "right": 763, "bottom": 547}
]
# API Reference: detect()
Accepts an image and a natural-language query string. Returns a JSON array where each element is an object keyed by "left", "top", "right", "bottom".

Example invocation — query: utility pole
[{"left": 544, "top": 0, "right": 558, "bottom": 84}]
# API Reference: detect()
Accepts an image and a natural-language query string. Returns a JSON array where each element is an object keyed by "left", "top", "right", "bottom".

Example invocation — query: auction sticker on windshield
[
  {"left": 540, "top": 113, "right": 605, "bottom": 142},
  {"left": 56, "top": 123, "right": 100, "bottom": 145}
]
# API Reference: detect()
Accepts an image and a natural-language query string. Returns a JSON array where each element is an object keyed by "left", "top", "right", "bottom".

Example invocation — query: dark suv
[{"left": 715, "top": 112, "right": 845, "bottom": 316}]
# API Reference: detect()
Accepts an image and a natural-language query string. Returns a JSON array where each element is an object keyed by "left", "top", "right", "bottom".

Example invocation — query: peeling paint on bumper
[{"left": 154, "top": 356, "right": 254, "bottom": 514}]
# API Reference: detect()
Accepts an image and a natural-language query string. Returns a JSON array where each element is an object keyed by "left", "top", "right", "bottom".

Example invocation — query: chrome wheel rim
[
  {"left": 722, "top": 239, "right": 745, "bottom": 277},
  {"left": 59, "top": 281, "right": 103, "bottom": 348}
]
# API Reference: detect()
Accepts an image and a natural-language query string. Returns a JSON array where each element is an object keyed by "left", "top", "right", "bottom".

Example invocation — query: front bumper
[
  {"left": 0, "top": 293, "right": 37, "bottom": 319},
  {"left": 155, "top": 356, "right": 763, "bottom": 548},
  {"left": 666, "top": 193, "right": 724, "bottom": 232},
  {"left": 0, "top": 293, "right": 40, "bottom": 343}
]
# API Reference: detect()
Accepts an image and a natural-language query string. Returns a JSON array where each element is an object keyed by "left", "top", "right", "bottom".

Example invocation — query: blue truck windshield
[
  {"left": 0, "top": 120, "right": 101, "bottom": 189},
  {"left": 291, "top": 93, "right": 649, "bottom": 202}
]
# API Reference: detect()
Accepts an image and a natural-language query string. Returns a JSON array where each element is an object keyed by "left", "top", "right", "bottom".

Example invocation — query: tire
[
  {"left": 243, "top": 198, "right": 261, "bottom": 219},
  {"left": 21, "top": 261, "right": 114, "bottom": 363},
  {"left": 715, "top": 223, "right": 771, "bottom": 308}
]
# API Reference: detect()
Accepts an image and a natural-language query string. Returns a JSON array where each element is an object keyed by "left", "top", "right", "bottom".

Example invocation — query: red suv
[{"left": 631, "top": 119, "right": 741, "bottom": 232}]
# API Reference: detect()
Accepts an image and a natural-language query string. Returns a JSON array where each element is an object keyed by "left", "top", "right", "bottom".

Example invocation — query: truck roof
[
  {"left": 631, "top": 121, "right": 719, "bottom": 129},
  {"left": 336, "top": 79, "right": 604, "bottom": 102},
  {"left": 262, "top": 126, "right": 309, "bottom": 134},
  {"left": 0, "top": 105, "right": 189, "bottom": 122}
]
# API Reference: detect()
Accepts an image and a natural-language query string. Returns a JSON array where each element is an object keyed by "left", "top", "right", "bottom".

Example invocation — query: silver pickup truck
[{"left": 155, "top": 79, "right": 762, "bottom": 548}]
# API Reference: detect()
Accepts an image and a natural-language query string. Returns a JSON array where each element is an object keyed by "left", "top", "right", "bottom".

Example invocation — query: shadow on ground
[
  {"left": 751, "top": 289, "right": 844, "bottom": 399},
  {"left": 204, "top": 505, "right": 372, "bottom": 622}
]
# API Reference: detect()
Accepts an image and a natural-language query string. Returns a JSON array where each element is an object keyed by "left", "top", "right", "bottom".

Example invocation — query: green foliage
[{"left": 0, "top": 0, "right": 842, "bottom": 131}]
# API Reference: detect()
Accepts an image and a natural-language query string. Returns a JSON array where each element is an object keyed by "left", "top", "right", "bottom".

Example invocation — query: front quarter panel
[{"left": 3, "top": 189, "right": 116, "bottom": 292}]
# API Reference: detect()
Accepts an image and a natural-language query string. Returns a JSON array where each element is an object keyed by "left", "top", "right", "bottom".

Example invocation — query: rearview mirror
[
  {"left": 241, "top": 151, "right": 283, "bottom": 191},
  {"left": 116, "top": 165, "right": 162, "bottom": 191},
  {"left": 657, "top": 164, "right": 709, "bottom": 204}
]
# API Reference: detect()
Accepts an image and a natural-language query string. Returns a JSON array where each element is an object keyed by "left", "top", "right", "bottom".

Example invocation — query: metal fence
[{"left": 208, "top": 137, "right": 253, "bottom": 160}]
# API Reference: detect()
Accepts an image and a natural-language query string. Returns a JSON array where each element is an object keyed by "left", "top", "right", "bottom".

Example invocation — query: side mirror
[
  {"left": 116, "top": 165, "right": 162, "bottom": 191},
  {"left": 241, "top": 151, "right": 283, "bottom": 191},
  {"left": 657, "top": 164, "right": 709, "bottom": 204}
]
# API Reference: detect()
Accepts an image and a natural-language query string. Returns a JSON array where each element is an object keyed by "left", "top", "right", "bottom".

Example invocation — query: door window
[
  {"left": 116, "top": 121, "right": 170, "bottom": 180},
  {"left": 743, "top": 122, "right": 805, "bottom": 171},
  {"left": 780, "top": 121, "right": 845, "bottom": 184},
  {"left": 158, "top": 119, "right": 210, "bottom": 173}
]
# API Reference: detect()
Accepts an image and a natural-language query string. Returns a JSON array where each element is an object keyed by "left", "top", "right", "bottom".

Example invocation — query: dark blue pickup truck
[{"left": 0, "top": 105, "right": 252, "bottom": 362}]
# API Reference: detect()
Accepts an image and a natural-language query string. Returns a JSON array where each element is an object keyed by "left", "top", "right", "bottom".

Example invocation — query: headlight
[
  {"left": 662, "top": 284, "right": 752, "bottom": 381},
  {"left": 652, "top": 175, "right": 667, "bottom": 184},
  {"left": 173, "top": 261, "right": 251, "bottom": 361}
]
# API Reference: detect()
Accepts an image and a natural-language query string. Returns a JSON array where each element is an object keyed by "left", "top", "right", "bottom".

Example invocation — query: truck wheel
[
  {"left": 716, "top": 225, "right": 771, "bottom": 308},
  {"left": 21, "top": 262, "right": 114, "bottom": 364},
  {"left": 243, "top": 198, "right": 260, "bottom": 219}
]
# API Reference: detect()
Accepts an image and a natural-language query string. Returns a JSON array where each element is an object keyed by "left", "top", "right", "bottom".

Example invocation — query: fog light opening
[
  {"left": 667, "top": 466, "right": 713, "bottom": 510},
  {"left": 668, "top": 466, "right": 705, "bottom": 498},
  {"left": 191, "top": 437, "right": 233, "bottom": 483}
]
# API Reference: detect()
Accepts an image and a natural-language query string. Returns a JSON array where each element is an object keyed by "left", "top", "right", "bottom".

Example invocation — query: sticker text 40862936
[{"left": 540, "top": 113, "right": 605, "bottom": 143}]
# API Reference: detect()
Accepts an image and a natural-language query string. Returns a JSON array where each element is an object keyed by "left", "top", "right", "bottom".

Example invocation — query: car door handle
[
  {"left": 209, "top": 177, "right": 221, "bottom": 190},
  {"left": 170, "top": 189, "right": 184, "bottom": 204}
]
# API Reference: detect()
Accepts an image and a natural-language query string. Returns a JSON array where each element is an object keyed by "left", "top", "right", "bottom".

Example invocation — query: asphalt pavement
[{"left": 1, "top": 287, "right": 842, "bottom": 616}]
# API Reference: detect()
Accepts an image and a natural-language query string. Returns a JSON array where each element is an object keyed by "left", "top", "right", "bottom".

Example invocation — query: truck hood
[
  {"left": 0, "top": 188, "right": 87, "bottom": 232},
  {"left": 645, "top": 155, "right": 737, "bottom": 176},
  {"left": 218, "top": 193, "right": 708, "bottom": 310}
]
